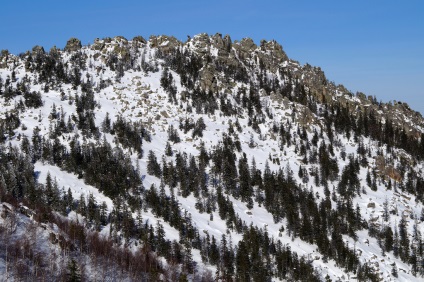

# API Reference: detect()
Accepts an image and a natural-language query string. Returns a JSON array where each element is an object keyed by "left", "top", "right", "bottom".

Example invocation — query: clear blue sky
[{"left": 1, "top": 0, "right": 423, "bottom": 114}]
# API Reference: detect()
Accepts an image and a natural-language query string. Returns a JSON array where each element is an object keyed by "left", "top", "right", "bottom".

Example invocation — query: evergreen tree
[
  {"left": 147, "top": 150, "right": 161, "bottom": 177},
  {"left": 399, "top": 217, "right": 410, "bottom": 261},
  {"left": 384, "top": 226, "right": 394, "bottom": 252},
  {"left": 45, "top": 172, "right": 59, "bottom": 207},
  {"left": 238, "top": 156, "right": 252, "bottom": 207},
  {"left": 165, "top": 141, "right": 173, "bottom": 156},
  {"left": 235, "top": 240, "right": 251, "bottom": 281},
  {"left": 383, "top": 197, "right": 390, "bottom": 222},
  {"left": 102, "top": 112, "right": 111, "bottom": 133},
  {"left": 391, "top": 263, "right": 398, "bottom": 278},
  {"left": 393, "top": 226, "right": 400, "bottom": 258},
  {"left": 67, "top": 258, "right": 81, "bottom": 282}
]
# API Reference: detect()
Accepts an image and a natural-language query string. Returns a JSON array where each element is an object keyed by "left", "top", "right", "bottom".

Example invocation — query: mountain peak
[{"left": 0, "top": 32, "right": 423, "bottom": 281}]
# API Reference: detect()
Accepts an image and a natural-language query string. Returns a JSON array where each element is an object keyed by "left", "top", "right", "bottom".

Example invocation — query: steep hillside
[{"left": 0, "top": 33, "right": 423, "bottom": 281}]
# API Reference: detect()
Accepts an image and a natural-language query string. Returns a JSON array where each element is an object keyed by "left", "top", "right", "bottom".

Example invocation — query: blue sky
[{"left": 1, "top": 0, "right": 423, "bottom": 113}]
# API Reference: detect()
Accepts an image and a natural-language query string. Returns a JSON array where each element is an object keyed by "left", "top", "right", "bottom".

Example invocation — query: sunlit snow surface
[{"left": 0, "top": 39, "right": 423, "bottom": 281}]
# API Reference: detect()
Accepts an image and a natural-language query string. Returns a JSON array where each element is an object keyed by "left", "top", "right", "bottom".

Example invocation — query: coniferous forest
[{"left": 0, "top": 34, "right": 423, "bottom": 281}]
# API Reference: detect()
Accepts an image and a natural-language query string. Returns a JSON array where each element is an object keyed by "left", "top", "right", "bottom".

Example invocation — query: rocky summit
[{"left": 0, "top": 33, "right": 423, "bottom": 281}]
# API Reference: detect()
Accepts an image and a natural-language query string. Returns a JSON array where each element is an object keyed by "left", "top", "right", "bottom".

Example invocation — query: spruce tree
[{"left": 67, "top": 258, "right": 81, "bottom": 282}]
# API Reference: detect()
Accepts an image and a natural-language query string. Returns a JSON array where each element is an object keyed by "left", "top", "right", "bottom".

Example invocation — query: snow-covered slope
[{"left": 0, "top": 34, "right": 423, "bottom": 281}]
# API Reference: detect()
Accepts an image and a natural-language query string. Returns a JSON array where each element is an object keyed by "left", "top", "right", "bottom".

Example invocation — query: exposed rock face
[
  {"left": 149, "top": 35, "right": 182, "bottom": 54},
  {"left": 375, "top": 155, "right": 403, "bottom": 182},
  {"left": 233, "top": 37, "right": 257, "bottom": 60},
  {"left": 190, "top": 33, "right": 211, "bottom": 56},
  {"left": 0, "top": 50, "right": 10, "bottom": 68},
  {"left": 198, "top": 64, "right": 217, "bottom": 92},
  {"left": 296, "top": 105, "right": 318, "bottom": 127},
  {"left": 288, "top": 58, "right": 424, "bottom": 138},
  {"left": 223, "top": 34, "right": 232, "bottom": 53},
  {"left": 114, "top": 36, "right": 128, "bottom": 43},
  {"left": 64, "top": 37, "right": 82, "bottom": 52},
  {"left": 189, "top": 33, "right": 239, "bottom": 93},
  {"left": 300, "top": 64, "right": 327, "bottom": 94},
  {"left": 210, "top": 33, "right": 232, "bottom": 57},
  {"left": 385, "top": 166, "right": 402, "bottom": 182},
  {"left": 232, "top": 38, "right": 289, "bottom": 73},
  {"left": 132, "top": 36, "right": 147, "bottom": 44},
  {"left": 42, "top": 33, "right": 423, "bottom": 138},
  {"left": 261, "top": 40, "right": 288, "bottom": 60},
  {"left": 92, "top": 38, "right": 105, "bottom": 51},
  {"left": 382, "top": 101, "right": 424, "bottom": 138},
  {"left": 258, "top": 39, "right": 288, "bottom": 72},
  {"left": 32, "top": 45, "right": 45, "bottom": 55}
]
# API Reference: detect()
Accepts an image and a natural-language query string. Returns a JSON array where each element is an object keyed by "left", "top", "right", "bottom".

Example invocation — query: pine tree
[
  {"left": 99, "top": 201, "right": 108, "bottom": 226},
  {"left": 298, "top": 165, "right": 304, "bottom": 179},
  {"left": 366, "top": 170, "right": 372, "bottom": 187},
  {"left": 77, "top": 194, "right": 87, "bottom": 216},
  {"left": 209, "top": 235, "right": 220, "bottom": 265},
  {"left": 383, "top": 197, "right": 390, "bottom": 222},
  {"left": 384, "top": 226, "right": 394, "bottom": 252},
  {"left": 45, "top": 172, "right": 59, "bottom": 207},
  {"left": 147, "top": 150, "right": 161, "bottom": 177},
  {"left": 391, "top": 263, "right": 398, "bottom": 278},
  {"left": 393, "top": 226, "right": 400, "bottom": 258},
  {"left": 165, "top": 141, "right": 173, "bottom": 156},
  {"left": 65, "top": 188, "right": 74, "bottom": 211},
  {"left": 156, "top": 221, "right": 166, "bottom": 256},
  {"left": 86, "top": 193, "right": 97, "bottom": 223},
  {"left": 67, "top": 258, "right": 81, "bottom": 282},
  {"left": 192, "top": 117, "right": 206, "bottom": 138},
  {"left": 235, "top": 240, "right": 251, "bottom": 281},
  {"left": 238, "top": 156, "right": 252, "bottom": 205},
  {"left": 398, "top": 217, "right": 410, "bottom": 261},
  {"left": 102, "top": 112, "right": 111, "bottom": 133}
]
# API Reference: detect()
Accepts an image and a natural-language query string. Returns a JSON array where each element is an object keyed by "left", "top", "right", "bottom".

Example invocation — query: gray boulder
[{"left": 64, "top": 37, "right": 82, "bottom": 52}]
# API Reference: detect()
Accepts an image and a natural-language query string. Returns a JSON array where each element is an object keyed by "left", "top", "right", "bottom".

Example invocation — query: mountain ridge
[{"left": 0, "top": 33, "right": 423, "bottom": 281}]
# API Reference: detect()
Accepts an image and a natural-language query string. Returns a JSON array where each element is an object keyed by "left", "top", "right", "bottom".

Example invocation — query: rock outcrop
[{"left": 64, "top": 37, "right": 82, "bottom": 52}]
